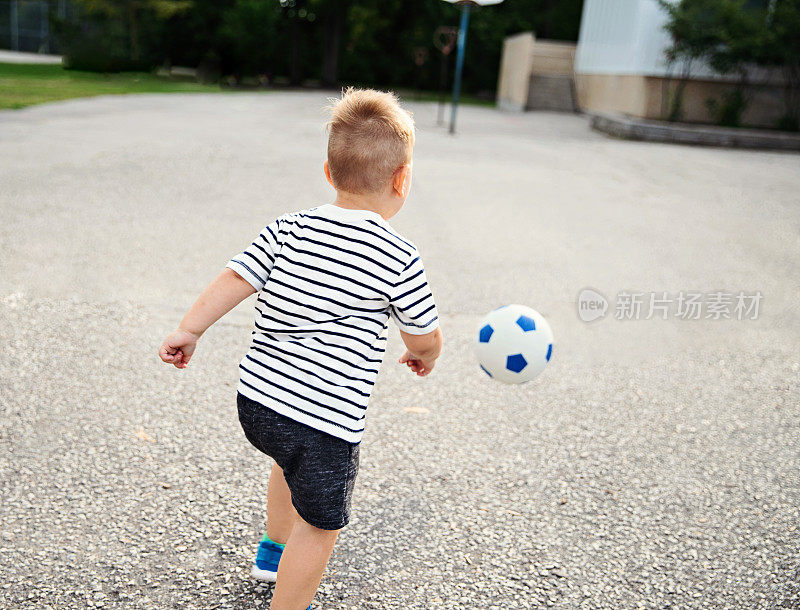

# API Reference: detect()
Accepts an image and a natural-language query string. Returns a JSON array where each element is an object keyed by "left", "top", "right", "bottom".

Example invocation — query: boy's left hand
[
  {"left": 399, "top": 350, "right": 436, "bottom": 377},
  {"left": 158, "top": 329, "right": 199, "bottom": 369}
]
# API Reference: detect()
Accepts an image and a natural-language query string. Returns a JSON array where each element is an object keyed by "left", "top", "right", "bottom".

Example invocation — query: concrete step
[{"left": 526, "top": 75, "right": 576, "bottom": 112}]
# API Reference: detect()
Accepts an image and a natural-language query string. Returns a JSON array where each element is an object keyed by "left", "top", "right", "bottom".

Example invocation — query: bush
[
  {"left": 704, "top": 89, "right": 748, "bottom": 128},
  {"left": 218, "top": 0, "right": 282, "bottom": 78},
  {"left": 777, "top": 114, "right": 800, "bottom": 132},
  {"left": 56, "top": 17, "right": 156, "bottom": 73}
]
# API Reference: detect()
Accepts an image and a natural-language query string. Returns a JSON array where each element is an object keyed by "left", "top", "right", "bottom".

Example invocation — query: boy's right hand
[{"left": 158, "top": 329, "right": 199, "bottom": 369}]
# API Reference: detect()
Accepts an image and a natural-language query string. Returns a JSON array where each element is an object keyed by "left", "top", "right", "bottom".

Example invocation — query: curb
[{"left": 590, "top": 112, "right": 800, "bottom": 152}]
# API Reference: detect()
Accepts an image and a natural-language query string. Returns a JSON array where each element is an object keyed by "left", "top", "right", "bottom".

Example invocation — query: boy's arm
[
  {"left": 398, "top": 327, "right": 443, "bottom": 377},
  {"left": 390, "top": 249, "right": 441, "bottom": 377},
  {"left": 158, "top": 267, "right": 256, "bottom": 369}
]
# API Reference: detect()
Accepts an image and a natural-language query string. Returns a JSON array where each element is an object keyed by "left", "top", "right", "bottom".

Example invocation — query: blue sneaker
[{"left": 250, "top": 534, "right": 285, "bottom": 582}]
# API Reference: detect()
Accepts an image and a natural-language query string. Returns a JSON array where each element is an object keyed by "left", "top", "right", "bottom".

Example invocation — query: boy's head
[{"left": 324, "top": 88, "right": 415, "bottom": 214}]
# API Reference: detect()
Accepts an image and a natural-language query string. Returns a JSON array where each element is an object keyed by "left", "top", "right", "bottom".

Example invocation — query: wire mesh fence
[{"left": 0, "top": 0, "right": 72, "bottom": 54}]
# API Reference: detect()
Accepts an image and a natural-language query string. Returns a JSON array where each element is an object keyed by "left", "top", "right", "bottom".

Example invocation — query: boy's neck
[{"left": 332, "top": 191, "right": 391, "bottom": 220}]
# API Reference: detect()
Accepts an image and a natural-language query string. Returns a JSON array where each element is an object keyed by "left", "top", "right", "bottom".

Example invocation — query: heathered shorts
[{"left": 237, "top": 391, "right": 360, "bottom": 530}]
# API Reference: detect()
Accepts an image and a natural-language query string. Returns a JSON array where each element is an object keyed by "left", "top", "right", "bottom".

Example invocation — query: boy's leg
[
  {"left": 269, "top": 517, "right": 339, "bottom": 610},
  {"left": 266, "top": 462, "right": 300, "bottom": 545}
]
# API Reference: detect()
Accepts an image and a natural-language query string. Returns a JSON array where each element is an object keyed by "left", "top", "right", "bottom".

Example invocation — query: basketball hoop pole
[{"left": 449, "top": 3, "right": 471, "bottom": 135}]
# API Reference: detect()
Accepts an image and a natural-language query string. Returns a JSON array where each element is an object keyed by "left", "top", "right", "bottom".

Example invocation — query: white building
[
  {"left": 498, "top": 0, "right": 787, "bottom": 128},
  {"left": 573, "top": 0, "right": 784, "bottom": 127}
]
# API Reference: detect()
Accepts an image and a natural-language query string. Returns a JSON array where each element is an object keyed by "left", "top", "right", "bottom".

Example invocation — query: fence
[{"left": 0, "top": 0, "right": 73, "bottom": 54}]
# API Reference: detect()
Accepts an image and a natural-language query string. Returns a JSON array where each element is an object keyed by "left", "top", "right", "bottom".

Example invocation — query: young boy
[{"left": 158, "top": 88, "right": 442, "bottom": 610}]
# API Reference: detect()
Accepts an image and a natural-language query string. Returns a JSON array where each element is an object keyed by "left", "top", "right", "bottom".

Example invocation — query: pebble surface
[{"left": 1, "top": 93, "right": 799, "bottom": 609}]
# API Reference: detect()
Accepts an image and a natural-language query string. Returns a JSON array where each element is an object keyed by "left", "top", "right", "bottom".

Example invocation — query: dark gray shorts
[{"left": 237, "top": 392, "right": 360, "bottom": 530}]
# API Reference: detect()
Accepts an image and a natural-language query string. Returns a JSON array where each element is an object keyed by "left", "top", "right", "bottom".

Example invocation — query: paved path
[
  {"left": 0, "top": 49, "right": 62, "bottom": 64},
  {"left": 1, "top": 93, "right": 798, "bottom": 609}
]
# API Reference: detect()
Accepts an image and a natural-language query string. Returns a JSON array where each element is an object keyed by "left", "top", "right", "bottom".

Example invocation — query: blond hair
[{"left": 326, "top": 87, "right": 415, "bottom": 195}]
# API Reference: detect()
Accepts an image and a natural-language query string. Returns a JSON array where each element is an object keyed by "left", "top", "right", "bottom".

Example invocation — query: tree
[
  {"left": 219, "top": 0, "right": 282, "bottom": 78},
  {"left": 77, "top": 0, "right": 191, "bottom": 60},
  {"left": 334, "top": 0, "right": 582, "bottom": 94},
  {"left": 658, "top": 0, "right": 735, "bottom": 121},
  {"left": 758, "top": 0, "right": 800, "bottom": 130},
  {"left": 658, "top": 0, "right": 799, "bottom": 128},
  {"left": 313, "top": 0, "right": 351, "bottom": 87},
  {"left": 702, "top": 0, "right": 764, "bottom": 127},
  {"left": 58, "top": 0, "right": 586, "bottom": 92}
]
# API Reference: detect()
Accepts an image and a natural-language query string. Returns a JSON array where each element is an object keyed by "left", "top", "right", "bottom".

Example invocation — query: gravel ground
[{"left": 1, "top": 93, "right": 799, "bottom": 609}]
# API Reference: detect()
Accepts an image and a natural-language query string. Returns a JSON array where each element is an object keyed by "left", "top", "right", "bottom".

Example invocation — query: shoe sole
[{"left": 251, "top": 564, "right": 278, "bottom": 583}]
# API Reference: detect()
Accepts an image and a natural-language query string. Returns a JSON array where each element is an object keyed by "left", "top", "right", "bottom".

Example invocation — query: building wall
[
  {"left": 574, "top": 0, "right": 718, "bottom": 78},
  {"left": 574, "top": 73, "right": 651, "bottom": 117},
  {"left": 574, "top": 0, "right": 789, "bottom": 128},
  {"left": 496, "top": 32, "right": 535, "bottom": 111},
  {"left": 530, "top": 40, "right": 576, "bottom": 77},
  {"left": 574, "top": 73, "right": 790, "bottom": 128},
  {"left": 497, "top": 34, "right": 576, "bottom": 111},
  {"left": 497, "top": 0, "right": 789, "bottom": 127}
]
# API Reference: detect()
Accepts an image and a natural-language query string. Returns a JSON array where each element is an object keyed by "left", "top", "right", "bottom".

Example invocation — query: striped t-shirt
[{"left": 226, "top": 203, "right": 439, "bottom": 444}]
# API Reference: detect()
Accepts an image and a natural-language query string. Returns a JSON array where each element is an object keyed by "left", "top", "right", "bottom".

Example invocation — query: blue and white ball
[{"left": 474, "top": 304, "right": 554, "bottom": 384}]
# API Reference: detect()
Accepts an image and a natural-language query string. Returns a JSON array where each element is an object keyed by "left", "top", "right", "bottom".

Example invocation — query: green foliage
[
  {"left": 218, "top": 0, "right": 282, "bottom": 77},
  {"left": 658, "top": 0, "right": 728, "bottom": 66},
  {"left": 759, "top": 0, "right": 800, "bottom": 130},
  {"left": 777, "top": 112, "right": 800, "bottom": 131},
  {"left": 658, "top": 0, "right": 767, "bottom": 77},
  {"left": 765, "top": 0, "right": 800, "bottom": 65},
  {"left": 704, "top": 88, "right": 748, "bottom": 127},
  {"left": 708, "top": 2, "right": 764, "bottom": 77},
  {"left": 159, "top": 0, "right": 238, "bottom": 74},
  {"left": 57, "top": 0, "right": 193, "bottom": 71},
  {"left": 665, "top": 83, "right": 686, "bottom": 122},
  {"left": 333, "top": 0, "right": 583, "bottom": 93},
  {"left": 658, "top": 0, "right": 763, "bottom": 125},
  {"left": 56, "top": 15, "right": 137, "bottom": 72},
  {"left": 62, "top": 0, "right": 584, "bottom": 91},
  {"left": 659, "top": 0, "right": 800, "bottom": 130}
]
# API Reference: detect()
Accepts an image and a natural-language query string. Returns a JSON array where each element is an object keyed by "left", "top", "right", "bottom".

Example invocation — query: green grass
[
  {"left": 0, "top": 62, "right": 497, "bottom": 111},
  {"left": 0, "top": 62, "right": 219, "bottom": 110},
  {"left": 395, "top": 89, "right": 496, "bottom": 108}
]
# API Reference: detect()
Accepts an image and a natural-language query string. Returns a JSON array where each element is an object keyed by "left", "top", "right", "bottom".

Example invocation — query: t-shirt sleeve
[
  {"left": 225, "top": 216, "right": 282, "bottom": 292},
  {"left": 389, "top": 251, "right": 440, "bottom": 335}
]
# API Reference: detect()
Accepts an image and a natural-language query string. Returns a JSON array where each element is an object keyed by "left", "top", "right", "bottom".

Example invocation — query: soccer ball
[{"left": 474, "top": 304, "right": 553, "bottom": 384}]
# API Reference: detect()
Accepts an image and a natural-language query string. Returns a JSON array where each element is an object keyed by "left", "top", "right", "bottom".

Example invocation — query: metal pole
[
  {"left": 42, "top": 0, "right": 50, "bottom": 53},
  {"left": 438, "top": 52, "right": 448, "bottom": 125},
  {"left": 11, "top": 0, "right": 19, "bottom": 51},
  {"left": 449, "top": 3, "right": 471, "bottom": 135}
]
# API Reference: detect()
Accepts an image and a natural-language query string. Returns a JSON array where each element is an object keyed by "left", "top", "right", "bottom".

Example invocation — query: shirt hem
[
  {"left": 226, "top": 260, "right": 264, "bottom": 292},
  {"left": 393, "top": 316, "right": 440, "bottom": 335},
  {"left": 237, "top": 382, "right": 364, "bottom": 444}
]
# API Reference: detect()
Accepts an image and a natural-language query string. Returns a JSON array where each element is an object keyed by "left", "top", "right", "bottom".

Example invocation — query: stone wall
[{"left": 497, "top": 33, "right": 577, "bottom": 112}]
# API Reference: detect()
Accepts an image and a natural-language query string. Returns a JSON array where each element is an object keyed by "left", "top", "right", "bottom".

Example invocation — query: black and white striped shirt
[{"left": 226, "top": 203, "right": 439, "bottom": 444}]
